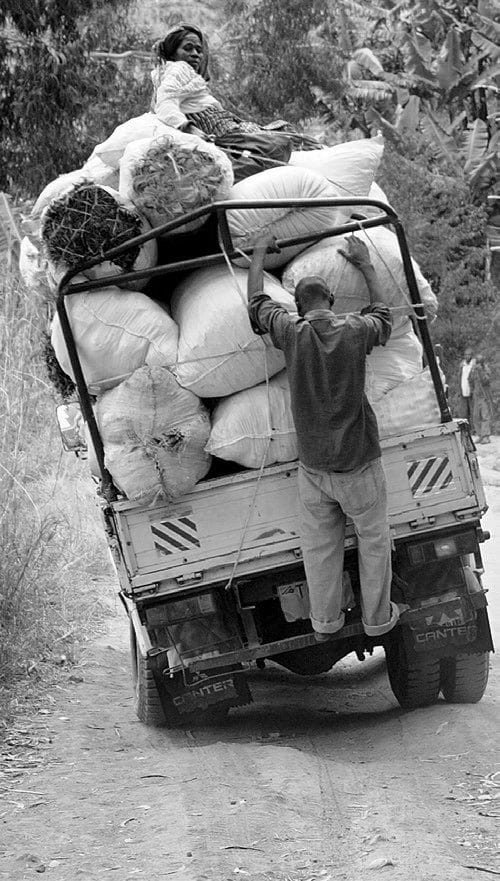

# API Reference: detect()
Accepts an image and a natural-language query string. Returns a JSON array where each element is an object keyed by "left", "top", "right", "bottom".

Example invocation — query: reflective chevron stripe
[
  {"left": 407, "top": 456, "right": 455, "bottom": 497},
  {"left": 151, "top": 513, "right": 200, "bottom": 555}
]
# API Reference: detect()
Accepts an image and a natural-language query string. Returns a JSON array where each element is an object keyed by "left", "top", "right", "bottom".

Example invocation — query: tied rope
[{"left": 220, "top": 242, "right": 275, "bottom": 593}]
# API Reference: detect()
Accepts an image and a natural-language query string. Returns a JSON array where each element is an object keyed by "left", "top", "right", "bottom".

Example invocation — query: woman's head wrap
[{"left": 153, "top": 23, "right": 210, "bottom": 80}]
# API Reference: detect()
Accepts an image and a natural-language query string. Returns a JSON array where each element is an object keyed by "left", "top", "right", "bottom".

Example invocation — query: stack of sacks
[
  {"left": 50, "top": 281, "right": 179, "bottom": 394},
  {"left": 206, "top": 364, "right": 440, "bottom": 469},
  {"left": 226, "top": 134, "right": 384, "bottom": 269},
  {"left": 92, "top": 366, "right": 211, "bottom": 504},
  {"left": 282, "top": 225, "right": 437, "bottom": 329},
  {"left": 119, "top": 130, "right": 234, "bottom": 233},
  {"left": 171, "top": 264, "right": 297, "bottom": 397}
]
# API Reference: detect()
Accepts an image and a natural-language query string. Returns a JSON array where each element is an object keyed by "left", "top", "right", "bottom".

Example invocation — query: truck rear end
[{"left": 55, "top": 197, "right": 494, "bottom": 725}]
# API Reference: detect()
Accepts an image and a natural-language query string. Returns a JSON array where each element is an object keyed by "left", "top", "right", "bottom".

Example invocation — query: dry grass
[{"left": 0, "top": 264, "right": 115, "bottom": 722}]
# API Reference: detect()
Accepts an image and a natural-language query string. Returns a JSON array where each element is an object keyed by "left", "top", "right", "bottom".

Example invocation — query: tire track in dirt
[{"left": 1, "top": 612, "right": 499, "bottom": 881}]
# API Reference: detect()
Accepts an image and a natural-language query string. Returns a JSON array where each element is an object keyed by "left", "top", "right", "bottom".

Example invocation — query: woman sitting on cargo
[
  {"left": 151, "top": 23, "right": 262, "bottom": 140},
  {"left": 150, "top": 22, "right": 321, "bottom": 167}
]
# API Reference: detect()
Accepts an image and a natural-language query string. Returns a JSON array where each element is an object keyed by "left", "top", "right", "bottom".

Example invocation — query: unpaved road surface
[{"left": 1, "top": 483, "right": 499, "bottom": 881}]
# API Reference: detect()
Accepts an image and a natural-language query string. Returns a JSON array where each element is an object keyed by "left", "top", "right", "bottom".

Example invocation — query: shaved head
[{"left": 294, "top": 276, "right": 333, "bottom": 317}]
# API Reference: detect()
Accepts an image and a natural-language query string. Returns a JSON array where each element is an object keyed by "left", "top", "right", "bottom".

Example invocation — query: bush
[{"left": 0, "top": 264, "right": 113, "bottom": 720}]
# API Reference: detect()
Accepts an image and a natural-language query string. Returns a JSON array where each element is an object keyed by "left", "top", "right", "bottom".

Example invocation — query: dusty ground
[{"left": 1, "top": 448, "right": 499, "bottom": 881}]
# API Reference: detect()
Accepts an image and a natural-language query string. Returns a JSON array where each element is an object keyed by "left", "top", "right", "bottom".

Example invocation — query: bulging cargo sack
[
  {"left": 289, "top": 134, "right": 384, "bottom": 196},
  {"left": 361, "top": 181, "right": 392, "bottom": 216},
  {"left": 365, "top": 324, "right": 423, "bottom": 402},
  {"left": 40, "top": 184, "right": 157, "bottom": 293},
  {"left": 80, "top": 154, "right": 120, "bottom": 190},
  {"left": 31, "top": 162, "right": 119, "bottom": 223},
  {"left": 119, "top": 131, "right": 234, "bottom": 233},
  {"left": 207, "top": 350, "right": 437, "bottom": 469},
  {"left": 31, "top": 171, "right": 90, "bottom": 221},
  {"left": 282, "top": 225, "right": 438, "bottom": 331},
  {"left": 51, "top": 285, "right": 178, "bottom": 393},
  {"left": 96, "top": 366, "right": 211, "bottom": 503},
  {"left": 171, "top": 264, "right": 296, "bottom": 397},
  {"left": 206, "top": 370, "right": 297, "bottom": 468},
  {"left": 373, "top": 369, "right": 441, "bottom": 438},
  {"left": 92, "top": 112, "right": 170, "bottom": 169},
  {"left": 226, "top": 165, "right": 367, "bottom": 270}
]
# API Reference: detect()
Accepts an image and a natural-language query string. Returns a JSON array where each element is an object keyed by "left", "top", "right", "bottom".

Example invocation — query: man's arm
[
  {"left": 338, "top": 235, "right": 392, "bottom": 348},
  {"left": 247, "top": 235, "right": 271, "bottom": 301},
  {"left": 246, "top": 233, "right": 295, "bottom": 346},
  {"left": 338, "top": 235, "right": 385, "bottom": 305}
]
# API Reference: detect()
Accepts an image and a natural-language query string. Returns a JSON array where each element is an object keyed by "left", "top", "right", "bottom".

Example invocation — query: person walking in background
[
  {"left": 246, "top": 232, "right": 399, "bottom": 642},
  {"left": 471, "top": 354, "right": 494, "bottom": 444},
  {"left": 459, "top": 347, "right": 476, "bottom": 433}
]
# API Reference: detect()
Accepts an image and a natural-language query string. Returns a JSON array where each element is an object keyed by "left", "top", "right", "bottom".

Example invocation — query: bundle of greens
[
  {"left": 120, "top": 134, "right": 234, "bottom": 232},
  {"left": 41, "top": 184, "right": 142, "bottom": 273}
]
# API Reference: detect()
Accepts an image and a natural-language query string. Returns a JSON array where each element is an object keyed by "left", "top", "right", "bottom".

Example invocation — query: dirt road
[{"left": 1, "top": 484, "right": 499, "bottom": 881}]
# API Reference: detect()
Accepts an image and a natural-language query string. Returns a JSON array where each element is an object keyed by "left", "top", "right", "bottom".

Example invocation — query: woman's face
[{"left": 173, "top": 33, "right": 203, "bottom": 72}]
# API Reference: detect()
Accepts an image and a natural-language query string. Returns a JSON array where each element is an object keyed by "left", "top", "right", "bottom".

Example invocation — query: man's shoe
[{"left": 314, "top": 631, "right": 334, "bottom": 643}]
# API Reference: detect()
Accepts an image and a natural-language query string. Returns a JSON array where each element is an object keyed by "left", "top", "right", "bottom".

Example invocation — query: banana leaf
[
  {"left": 436, "top": 28, "right": 464, "bottom": 92},
  {"left": 462, "top": 119, "right": 490, "bottom": 175}
]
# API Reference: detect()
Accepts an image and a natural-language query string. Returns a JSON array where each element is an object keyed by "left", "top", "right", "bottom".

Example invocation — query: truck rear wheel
[
  {"left": 130, "top": 621, "right": 167, "bottom": 727},
  {"left": 129, "top": 621, "right": 230, "bottom": 727},
  {"left": 385, "top": 629, "right": 441, "bottom": 709},
  {"left": 440, "top": 652, "right": 489, "bottom": 703}
]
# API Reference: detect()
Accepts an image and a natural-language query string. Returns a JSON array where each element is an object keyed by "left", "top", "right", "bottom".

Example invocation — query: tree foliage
[
  {"left": 0, "top": 1, "right": 152, "bottom": 198},
  {"left": 219, "top": 0, "right": 345, "bottom": 123}
]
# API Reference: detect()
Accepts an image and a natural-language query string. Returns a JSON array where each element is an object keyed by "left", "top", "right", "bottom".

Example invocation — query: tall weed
[{"left": 0, "top": 266, "right": 114, "bottom": 720}]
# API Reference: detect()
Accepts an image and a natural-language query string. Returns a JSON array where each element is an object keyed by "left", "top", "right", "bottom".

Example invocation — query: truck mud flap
[
  {"left": 400, "top": 594, "right": 493, "bottom": 661},
  {"left": 149, "top": 652, "right": 252, "bottom": 717}
]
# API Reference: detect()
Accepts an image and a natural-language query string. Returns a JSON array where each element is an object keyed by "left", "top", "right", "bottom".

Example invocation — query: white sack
[
  {"left": 31, "top": 163, "right": 118, "bottom": 223},
  {"left": 81, "top": 154, "right": 120, "bottom": 190},
  {"left": 18, "top": 236, "right": 51, "bottom": 296},
  {"left": 289, "top": 134, "right": 384, "bottom": 197},
  {"left": 206, "top": 371, "right": 297, "bottom": 468},
  {"left": 207, "top": 364, "right": 439, "bottom": 469},
  {"left": 93, "top": 112, "right": 170, "bottom": 169},
  {"left": 363, "top": 181, "right": 393, "bottom": 215},
  {"left": 31, "top": 171, "right": 89, "bottom": 221},
  {"left": 227, "top": 165, "right": 375, "bottom": 271},
  {"left": 373, "top": 369, "right": 441, "bottom": 439},
  {"left": 282, "top": 225, "right": 438, "bottom": 331},
  {"left": 96, "top": 366, "right": 211, "bottom": 503},
  {"left": 41, "top": 185, "right": 157, "bottom": 293},
  {"left": 51, "top": 286, "right": 178, "bottom": 393},
  {"left": 119, "top": 131, "right": 233, "bottom": 233},
  {"left": 171, "top": 264, "right": 296, "bottom": 397},
  {"left": 365, "top": 325, "right": 423, "bottom": 402}
]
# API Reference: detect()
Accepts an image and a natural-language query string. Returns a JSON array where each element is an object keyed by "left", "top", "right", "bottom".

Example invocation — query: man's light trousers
[{"left": 298, "top": 457, "right": 399, "bottom": 636}]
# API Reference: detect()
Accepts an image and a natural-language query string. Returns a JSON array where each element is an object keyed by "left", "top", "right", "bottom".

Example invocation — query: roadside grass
[{"left": 0, "top": 264, "right": 115, "bottom": 723}]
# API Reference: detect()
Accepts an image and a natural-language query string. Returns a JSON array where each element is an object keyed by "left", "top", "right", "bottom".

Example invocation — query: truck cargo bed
[{"left": 111, "top": 420, "right": 485, "bottom": 599}]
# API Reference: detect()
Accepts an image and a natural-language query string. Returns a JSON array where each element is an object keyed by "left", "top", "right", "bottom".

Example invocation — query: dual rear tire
[{"left": 385, "top": 629, "right": 489, "bottom": 708}]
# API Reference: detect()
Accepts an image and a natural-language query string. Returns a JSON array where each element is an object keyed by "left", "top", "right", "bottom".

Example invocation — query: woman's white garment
[{"left": 151, "top": 60, "right": 221, "bottom": 129}]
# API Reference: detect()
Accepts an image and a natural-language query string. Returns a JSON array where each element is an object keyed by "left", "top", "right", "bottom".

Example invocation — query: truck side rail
[{"left": 55, "top": 197, "right": 451, "bottom": 500}]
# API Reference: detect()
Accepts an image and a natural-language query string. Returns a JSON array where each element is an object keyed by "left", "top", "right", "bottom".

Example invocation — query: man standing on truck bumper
[{"left": 246, "top": 233, "right": 399, "bottom": 640}]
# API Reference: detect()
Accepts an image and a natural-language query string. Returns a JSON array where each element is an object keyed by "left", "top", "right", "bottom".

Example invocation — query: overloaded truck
[{"left": 56, "top": 195, "right": 494, "bottom": 726}]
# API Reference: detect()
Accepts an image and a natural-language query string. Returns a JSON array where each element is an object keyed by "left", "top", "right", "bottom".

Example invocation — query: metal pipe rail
[{"left": 55, "top": 197, "right": 451, "bottom": 500}]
